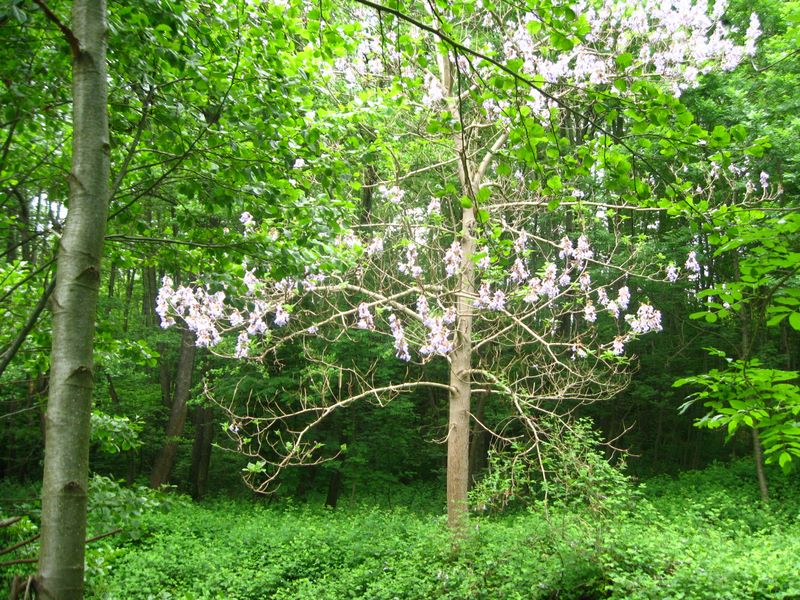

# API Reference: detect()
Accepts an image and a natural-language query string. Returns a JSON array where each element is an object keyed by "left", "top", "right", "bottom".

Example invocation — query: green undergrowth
[{"left": 78, "top": 461, "right": 800, "bottom": 600}]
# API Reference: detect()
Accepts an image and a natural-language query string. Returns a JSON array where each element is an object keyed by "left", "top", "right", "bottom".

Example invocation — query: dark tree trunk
[
  {"left": 753, "top": 429, "right": 769, "bottom": 503},
  {"left": 149, "top": 328, "right": 196, "bottom": 488},
  {"left": 325, "top": 468, "right": 343, "bottom": 509},
  {"left": 158, "top": 341, "right": 172, "bottom": 407},
  {"left": 141, "top": 266, "right": 158, "bottom": 327},
  {"left": 468, "top": 395, "right": 488, "bottom": 487},
  {"left": 189, "top": 405, "right": 215, "bottom": 500},
  {"left": 105, "top": 373, "right": 121, "bottom": 413},
  {"left": 122, "top": 269, "right": 134, "bottom": 332},
  {"left": 107, "top": 261, "right": 117, "bottom": 297}
]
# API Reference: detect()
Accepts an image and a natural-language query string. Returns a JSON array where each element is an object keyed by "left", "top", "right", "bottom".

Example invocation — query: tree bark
[
  {"left": 189, "top": 405, "right": 215, "bottom": 500},
  {"left": 141, "top": 265, "right": 158, "bottom": 327},
  {"left": 106, "top": 261, "right": 116, "bottom": 297},
  {"left": 445, "top": 49, "right": 476, "bottom": 528},
  {"left": 468, "top": 395, "right": 488, "bottom": 487},
  {"left": 752, "top": 429, "right": 769, "bottom": 503},
  {"left": 36, "top": 2, "right": 109, "bottom": 597},
  {"left": 122, "top": 269, "right": 134, "bottom": 332},
  {"left": 447, "top": 199, "right": 475, "bottom": 533},
  {"left": 438, "top": 38, "right": 492, "bottom": 533},
  {"left": 158, "top": 341, "right": 172, "bottom": 407},
  {"left": 149, "top": 328, "right": 196, "bottom": 488},
  {"left": 325, "top": 468, "right": 343, "bottom": 509}
]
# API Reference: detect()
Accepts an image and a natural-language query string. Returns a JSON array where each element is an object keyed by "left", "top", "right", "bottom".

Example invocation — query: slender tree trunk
[
  {"left": 325, "top": 468, "right": 343, "bottom": 508},
  {"left": 158, "top": 341, "right": 172, "bottom": 407},
  {"left": 752, "top": 429, "right": 769, "bottom": 502},
  {"left": 105, "top": 373, "right": 121, "bottom": 413},
  {"left": 36, "top": 2, "right": 109, "bottom": 597},
  {"left": 447, "top": 175, "right": 476, "bottom": 531},
  {"left": 468, "top": 395, "right": 488, "bottom": 487},
  {"left": 733, "top": 253, "right": 769, "bottom": 501},
  {"left": 189, "top": 405, "right": 215, "bottom": 500},
  {"left": 141, "top": 265, "right": 158, "bottom": 327},
  {"left": 107, "top": 261, "right": 116, "bottom": 297},
  {"left": 122, "top": 269, "right": 134, "bottom": 332},
  {"left": 150, "top": 328, "right": 196, "bottom": 488},
  {"left": 439, "top": 37, "right": 502, "bottom": 532}
]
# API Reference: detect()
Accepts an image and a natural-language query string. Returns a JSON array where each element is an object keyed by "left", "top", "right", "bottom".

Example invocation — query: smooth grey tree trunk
[
  {"left": 36, "top": 1, "right": 109, "bottom": 597},
  {"left": 447, "top": 199, "right": 476, "bottom": 533}
]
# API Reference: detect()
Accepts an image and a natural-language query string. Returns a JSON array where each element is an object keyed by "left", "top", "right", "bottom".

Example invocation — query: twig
[
  {"left": 0, "top": 534, "right": 40, "bottom": 557},
  {"left": 0, "top": 528, "right": 123, "bottom": 569},
  {"left": 0, "top": 517, "right": 22, "bottom": 528}
]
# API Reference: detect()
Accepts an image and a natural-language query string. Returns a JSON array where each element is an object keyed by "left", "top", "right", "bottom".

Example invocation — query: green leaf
[
  {"left": 460, "top": 196, "right": 473, "bottom": 208},
  {"left": 710, "top": 125, "right": 730, "bottom": 146},
  {"left": 779, "top": 451, "right": 791, "bottom": 470},
  {"left": 550, "top": 31, "right": 574, "bottom": 51},
  {"left": 526, "top": 20, "right": 542, "bottom": 35},
  {"left": 546, "top": 175, "right": 562, "bottom": 191},
  {"left": 615, "top": 52, "right": 633, "bottom": 69},
  {"left": 789, "top": 312, "right": 800, "bottom": 331},
  {"left": 730, "top": 123, "right": 748, "bottom": 142},
  {"left": 496, "top": 162, "right": 512, "bottom": 177}
]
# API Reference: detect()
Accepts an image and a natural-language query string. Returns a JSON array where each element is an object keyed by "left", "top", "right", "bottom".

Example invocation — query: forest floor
[{"left": 3, "top": 460, "right": 800, "bottom": 599}]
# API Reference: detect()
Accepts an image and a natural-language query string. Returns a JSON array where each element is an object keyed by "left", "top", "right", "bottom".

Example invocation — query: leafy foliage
[
  {"left": 74, "top": 461, "right": 800, "bottom": 599},
  {"left": 676, "top": 349, "right": 800, "bottom": 472}
]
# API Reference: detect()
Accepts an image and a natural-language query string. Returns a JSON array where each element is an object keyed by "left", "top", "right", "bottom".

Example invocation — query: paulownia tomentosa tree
[{"left": 157, "top": 0, "right": 762, "bottom": 532}]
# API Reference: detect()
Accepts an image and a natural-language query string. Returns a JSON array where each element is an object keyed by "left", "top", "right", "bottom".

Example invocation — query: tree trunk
[
  {"left": 447, "top": 197, "right": 476, "bottom": 532},
  {"left": 149, "top": 328, "right": 196, "bottom": 488},
  {"left": 468, "top": 395, "right": 488, "bottom": 487},
  {"left": 36, "top": 2, "right": 109, "bottom": 597},
  {"left": 325, "top": 468, "right": 343, "bottom": 509},
  {"left": 141, "top": 265, "right": 158, "bottom": 327},
  {"left": 122, "top": 269, "right": 134, "bottom": 332},
  {"left": 107, "top": 261, "right": 117, "bottom": 297},
  {"left": 752, "top": 429, "right": 769, "bottom": 502},
  {"left": 158, "top": 341, "right": 172, "bottom": 407},
  {"left": 189, "top": 405, "right": 215, "bottom": 500}
]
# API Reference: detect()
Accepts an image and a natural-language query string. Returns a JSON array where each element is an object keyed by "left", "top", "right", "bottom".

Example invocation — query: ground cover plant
[{"left": 4, "top": 460, "right": 792, "bottom": 599}]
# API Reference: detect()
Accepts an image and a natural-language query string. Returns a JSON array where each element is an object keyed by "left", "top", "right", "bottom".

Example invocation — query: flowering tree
[{"left": 157, "top": 0, "right": 760, "bottom": 529}]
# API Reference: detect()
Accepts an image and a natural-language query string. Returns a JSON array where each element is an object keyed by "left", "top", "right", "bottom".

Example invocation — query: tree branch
[
  {"left": 0, "top": 276, "right": 56, "bottom": 379},
  {"left": 31, "top": 0, "right": 80, "bottom": 57}
]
